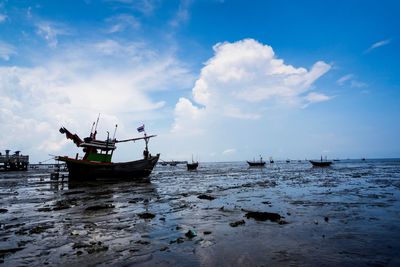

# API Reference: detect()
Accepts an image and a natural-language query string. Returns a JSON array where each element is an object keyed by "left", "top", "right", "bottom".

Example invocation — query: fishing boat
[
  {"left": 247, "top": 156, "right": 266, "bottom": 167},
  {"left": 56, "top": 119, "right": 159, "bottom": 181},
  {"left": 187, "top": 156, "right": 198, "bottom": 171},
  {"left": 269, "top": 157, "right": 274, "bottom": 164},
  {"left": 309, "top": 156, "right": 332, "bottom": 167}
]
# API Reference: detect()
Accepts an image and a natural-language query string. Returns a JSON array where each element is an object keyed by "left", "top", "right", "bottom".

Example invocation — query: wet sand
[{"left": 1, "top": 160, "right": 400, "bottom": 266}]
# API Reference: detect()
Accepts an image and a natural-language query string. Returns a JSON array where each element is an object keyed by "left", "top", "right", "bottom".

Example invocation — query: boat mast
[
  {"left": 112, "top": 124, "right": 118, "bottom": 140},
  {"left": 90, "top": 121, "right": 95, "bottom": 137},
  {"left": 94, "top": 113, "right": 100, "bottom": 137}
]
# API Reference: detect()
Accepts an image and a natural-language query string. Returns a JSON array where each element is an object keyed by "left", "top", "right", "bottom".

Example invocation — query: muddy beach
[{"left": 1, "top": 160, "right": 400, "bottom": 266}]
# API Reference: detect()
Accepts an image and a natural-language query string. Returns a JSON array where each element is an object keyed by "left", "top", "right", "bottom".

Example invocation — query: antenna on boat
[
  {"left": 90, "top": 122, "right": 95, "bottom": 136},
  {"left": 94, "top": 113, "right": 100, "bottom": 133},
  {"left": 112, "top": 124, "right": 118, "bottom": 140}
]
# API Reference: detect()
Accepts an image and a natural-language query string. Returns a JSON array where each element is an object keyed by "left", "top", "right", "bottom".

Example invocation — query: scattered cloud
[
  {"left": 364, "top": 38, "right": 391, "bottom": 54},
  {"left": 36, "top": 21, "right": 70, "bottom": 48},
  {"left": 302, "top": 92, "right": 333, "bottom": 108},
  {"left": 107, "top": 0, "right": 158, "bottom": 16},
  {"left": 0, "top": 41, "right": 16, "bottom": 61},
  {"left": 222, "top": 148, "right": 236, "bottom": 155},
  {"left": 106, "top": 14, "right": 140, "bottom": 33},
  {"left": 336, "top": 74, "right": 353, "bottom": 86},
  {"left": 350, "top": 80, "right": 367, "bottom": 88},
  {"left": 173, "top": 39, "right": 331, "bottom": 135},
  {"left": 337, "top": 73, "right": 367, "bottom": 88},
  {"left": 0, "top": 13, "right": 6, "bottom": 23},
  {"left": 169, "top": 0, "right": 191, "bottom": 28}
]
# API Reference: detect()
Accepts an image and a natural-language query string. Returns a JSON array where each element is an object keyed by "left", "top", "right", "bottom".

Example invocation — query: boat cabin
[{"left": 80, "top": 138, "right": 116, "bottom": 162}]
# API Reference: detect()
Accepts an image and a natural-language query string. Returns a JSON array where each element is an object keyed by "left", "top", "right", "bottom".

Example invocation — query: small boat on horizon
[
  {"left": 309, "top": 156, "right": 332, "bottom": 167},
  {"left": 269, "top": 156, "right": 274, "bottom": 164},
  {"left": 247, "top": 156, "right": 266, "bottom": 167},
  {"left": 187, "top": 155, "right": 199, "bottom": 170}
]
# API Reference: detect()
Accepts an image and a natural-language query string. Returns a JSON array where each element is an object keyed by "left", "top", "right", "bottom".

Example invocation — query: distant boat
[
  {"left": 269, "top": 157, "right": 274, "bottom": 164},
  {"left": 286, "top": 159, "right": 290, "bottom": 163},
  {"left": 247, "top": 156, "right": 266, "bottom": 167},
  {"left": 361, "top": 158, "right": 366, "bottom": 161},
  {"left": 169, "top": 161, "right": 177, "bottom": 166},
  {"left": 310, "top": 156, "right": 332, "bottom": 167},
  {"left": 187, "top": 155, "right": 199, "bottom": 170}
]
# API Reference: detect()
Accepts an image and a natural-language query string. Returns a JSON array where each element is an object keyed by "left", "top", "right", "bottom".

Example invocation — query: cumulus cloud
[
  {"left": 173, "top": 39, "right": 331, "bottom": 134},
  {"left": 364, "top": 39, "right": 391, "bottom": 54},
  {"left": 0, "top": 39, "right": 193, "bottom": 161},
  {"left": 0, "top": 41, "right": 16, "bottom": 61}
]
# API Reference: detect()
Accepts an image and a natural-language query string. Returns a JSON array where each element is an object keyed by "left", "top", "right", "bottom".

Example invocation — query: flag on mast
[{"left": 137, "top": 124, "right": 145, "bottom": 133}]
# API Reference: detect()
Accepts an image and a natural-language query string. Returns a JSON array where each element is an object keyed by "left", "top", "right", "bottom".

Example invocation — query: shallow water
[{"left": 1, "top": 159, "right": 400, "bottom": 266}]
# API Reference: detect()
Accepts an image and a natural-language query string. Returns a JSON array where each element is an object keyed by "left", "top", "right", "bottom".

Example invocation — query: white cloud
[
  {"left": 337, "top": 74, "right": 354, "bottom": 86},
  {"left": 0, "top": 14, "right": 6, "bottom": 23},
  {"left": 107, "top": 0, "right": 157, "bottom": 16},
  {"left": 365, "top": 39, "right": 391, "bottom": 53},
  {"left": 302, "top": 92, "right": 332, "bottom": 108},
  {"left": 106, "top": 14, "right": 140, "bottom": 33},
  {"left": 222, "top": 148, "right": 236, "bottom": 155},
  {"left": 350, "top": 80, "right": 367, "bottom": 88},
  {"left": 173, "top": 39, "right": 331, "bottom": 135},
  {"left": 337, "top": 73, "right": 367, "bottom": 88},
  {"left": 0, "top": 41, "right": 16, "bottom": 61},
  {"left": 169, "top": 0, "right": 191, "bottom": 28},
  {"left": 0, "top": 39, "right": 193, "bottom": 161},
  {"left": 36, "top": 21, "right": 69, "bottom": 48}
]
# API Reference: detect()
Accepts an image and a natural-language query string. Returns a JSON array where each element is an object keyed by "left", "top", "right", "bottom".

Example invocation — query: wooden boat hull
[
  {"left": 57, "top": 154, "right": 159, "bottom": 181},
  {"left": 309, "top": 160, "right": 332, "bottom": 167},
  {"left": 187, "top": 162, "right": 198, "bottom": 170},
  {"left": 247, "top": 161, "right": 266, "bottom": 167}
]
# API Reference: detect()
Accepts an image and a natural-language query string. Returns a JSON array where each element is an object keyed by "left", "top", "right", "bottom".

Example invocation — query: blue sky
[{"left": 0, "top": 0, "right": 399, "bottom": 162}]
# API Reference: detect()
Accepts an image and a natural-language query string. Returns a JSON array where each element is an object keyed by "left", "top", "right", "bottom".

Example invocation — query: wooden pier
[{"left": 0, "top": 150, "right": 29, "bottom": 171}]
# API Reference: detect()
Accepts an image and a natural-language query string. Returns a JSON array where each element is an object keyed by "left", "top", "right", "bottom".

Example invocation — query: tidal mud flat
[{"left": 1, "top": 160, "right": 400, "bottom": 266}]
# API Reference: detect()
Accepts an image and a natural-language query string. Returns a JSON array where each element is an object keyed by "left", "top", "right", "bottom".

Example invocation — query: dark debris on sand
[
  {"left": 0, "top": 208, "right": 8, "bottom": 213},
  {"left": 85, "top": 204, "right": 115, "bottom": 211},
  {"left": 198, "top": 194, "right": 215, "bottom": 200},
  {"left": 229, "top": 220, "right": 246, "bottom": 227},
  {"left": 138, "top": 212, "right": 155, "bottom": 219},
  {"left": 245, "top": 211, "right": 285, "bottom": 223}
]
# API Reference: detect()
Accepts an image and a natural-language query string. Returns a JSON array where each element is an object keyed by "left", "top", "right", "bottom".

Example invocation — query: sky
[{"left": 0, "top": 0, "right": 399, "bottom": 163}]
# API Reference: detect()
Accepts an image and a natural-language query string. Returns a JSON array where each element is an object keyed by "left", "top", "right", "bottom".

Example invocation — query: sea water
[{"left": 1, "top": 159, "right": 399, "bottom": 266}]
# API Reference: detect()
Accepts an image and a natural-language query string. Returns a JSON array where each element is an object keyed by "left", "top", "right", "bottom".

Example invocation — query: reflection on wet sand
[{"left": 1, "top": 159, "right": 400, "bottom": 266}]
